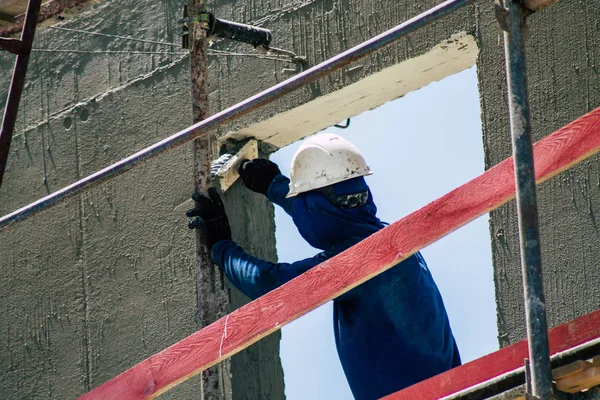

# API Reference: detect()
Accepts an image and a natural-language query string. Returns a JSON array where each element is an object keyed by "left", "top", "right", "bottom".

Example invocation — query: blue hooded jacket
[{"left": 211, "top": 174, "right": 461, "bottom": 400}]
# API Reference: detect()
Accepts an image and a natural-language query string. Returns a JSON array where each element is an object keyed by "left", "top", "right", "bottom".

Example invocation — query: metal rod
[
  {"left": 0, "top": 0, "right": 42, "bottom": 189},
  {"left": 500, "top": 0, "right": 553, "bottom": 398},
  {"left": 0, "top": 0, "right": 470, "bottom": 229},
  {"left": 210, "top": 14, "right": 272, "bottom": 49},
  {"left": 188, "top": 0, "right": 231, "bottom": 396}
]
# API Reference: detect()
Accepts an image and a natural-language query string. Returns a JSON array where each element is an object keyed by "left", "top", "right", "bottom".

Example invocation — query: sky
[{"left": 270, "top": 66, "right": 499, "bottom": 399}]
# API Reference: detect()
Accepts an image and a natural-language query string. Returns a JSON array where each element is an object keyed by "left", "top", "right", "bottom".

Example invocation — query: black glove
[
  {"left": 186, "top": 188, "right": 232, "bottom": 250},
  {"left": 238, "top": 158, "right": 281, "bottom": 196}
]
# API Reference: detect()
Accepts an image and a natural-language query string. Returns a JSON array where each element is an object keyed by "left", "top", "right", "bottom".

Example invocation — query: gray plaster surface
[
  {"left": 476, "top": 1, "right": 600, "bottom": 349},
  {"left": 0, "top": 0, "right": 283, "bottom": 398}
]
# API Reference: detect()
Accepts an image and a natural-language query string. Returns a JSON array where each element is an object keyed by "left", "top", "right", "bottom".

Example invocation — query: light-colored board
[
  {"left": 80, "top": 107, "right": 600, "bottom": 400},
  {"left": 221, "top": 33, "right": 478, "bottom": 149},
  {"left": 523, "top": 0, "right": 560, "bottom": 12},
  {"left": 0, "top": 0, "right": 89, "bottom": 32},
  {"left": 552, "top": 360, "right": 591, "bottom": 380},
  {"left": 556, "top": 364, "right": 600, "bottom": 394}
]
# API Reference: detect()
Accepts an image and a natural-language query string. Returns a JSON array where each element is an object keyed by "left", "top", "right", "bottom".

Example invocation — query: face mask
[{"left": 290, "top": 177, "right": 385, "bottom": 251}]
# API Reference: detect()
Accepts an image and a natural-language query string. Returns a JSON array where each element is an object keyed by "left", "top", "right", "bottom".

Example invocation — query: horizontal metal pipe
[
  {"left": 0, "top": 0, "right": 470, "bottom": 230},
  {"left": 210, "top": 15, "right": 272, "bottom": 49}
]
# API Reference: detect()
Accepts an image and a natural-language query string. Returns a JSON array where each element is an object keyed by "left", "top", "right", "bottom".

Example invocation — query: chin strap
[{"left": 318, "top": 187, "right": 369, "bottom": 209}]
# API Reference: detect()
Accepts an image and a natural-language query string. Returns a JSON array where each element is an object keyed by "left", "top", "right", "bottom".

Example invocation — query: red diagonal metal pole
[{"left": 0, "top": 0, "right": 42, "bottom": 189}]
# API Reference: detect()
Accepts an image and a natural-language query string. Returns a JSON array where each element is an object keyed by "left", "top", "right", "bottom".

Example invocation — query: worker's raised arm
[
  {"left": 267, "top": 174, "right": 295, "bottom": 216},
  {"left": 185, "top": 188, "right": 313, "bottom": 299},
  {"left": 211, "top": 240, "right": 324, "bottom": 299}
]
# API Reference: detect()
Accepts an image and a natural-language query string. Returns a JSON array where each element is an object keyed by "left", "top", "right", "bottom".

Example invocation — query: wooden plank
[
  {"left": 0, "top": 0, "right": 86, "bottom": 35},
  {"left": 0, "top": 0, "right": 29, "bottom": 16},
  {"left": 556, "top": 364, "right": 600, "bottom": 394},
  {"left": 553, "top": 355, "right": 600, "bottom": 394},
  {"left": 387, "top": 312, "right": 600, "bottom": 399},
  {"left": 384, "top": 311, "right": 600, "bottom": 399},
  {"left": 222, "top": 34, "right": 478, "bottom": 149},
  {"left": 79, "top": 107, "right": 600, "bottom": 400},
  {"left": 552, "top": 360, "right": 591, "bottom": 380},
  {"left": 0, "top": 11, "right": 17, "bottom": 25},
  {"left": 523, "top": 0, "right": 560, "bottom": 12}
]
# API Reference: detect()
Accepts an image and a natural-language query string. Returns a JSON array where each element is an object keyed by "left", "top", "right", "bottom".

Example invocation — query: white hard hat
[{"left": 286, "top": 133, "right": 372, "bottom": 198}]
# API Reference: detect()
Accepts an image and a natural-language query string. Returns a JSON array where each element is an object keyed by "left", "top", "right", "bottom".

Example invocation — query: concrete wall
[
  {"left": 0, "top": 0, "right": 283, "bottom": 398},
  {"left": 1, "top": 0, "right": 599, "bottom": 399},
  {"left": 478, "top": 0, "right": 600, "bottom": 343},
  {"left": 478, "top": 2, "right": 600, "bottom": 397}
]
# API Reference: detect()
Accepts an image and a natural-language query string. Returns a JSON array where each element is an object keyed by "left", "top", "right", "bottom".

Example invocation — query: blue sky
[{"left": 270, "top": 66, "right": 499, "bottom": 399}]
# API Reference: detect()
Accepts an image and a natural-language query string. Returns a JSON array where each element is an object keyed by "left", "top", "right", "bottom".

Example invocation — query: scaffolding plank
[
  {"left": 79, "top": 107, "right": 600, "bottom": 400},
  {"left": 556, "top": 364, "right": 600, "bottom": 394},
  {"left": 384, "top": 309, "right": 600, "bottom": 399},
  {"left": 552, "top": 360, "right": 591, "bottom": 380}
]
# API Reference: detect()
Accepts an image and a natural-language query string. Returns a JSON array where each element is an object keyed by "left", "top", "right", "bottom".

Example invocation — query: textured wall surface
[
  {"left": 476, "top": 1, "right": 600, "bottom": 397},
  {"left": 476, "top": 1, "right": 600, "bottom": 348},
  {"left": 1, "top": 0, "right": 599, "bottom": 398},
  {"left": 0, "top": 0, "right": 283, "bottom": 398}
]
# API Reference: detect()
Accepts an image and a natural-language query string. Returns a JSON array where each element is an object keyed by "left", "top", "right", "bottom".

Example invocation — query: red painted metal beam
[
  {"left": 0, "top": 0, "right": 42, "bottom": 189},
  {"left": 0, "top": 0, "right": 90, "bottom": 37},
  {"left": 79, "top": 107, "right": 600, "bottom": 399},
  {"left": 383, "top": 308, "right": 600, "bottom": 399}
]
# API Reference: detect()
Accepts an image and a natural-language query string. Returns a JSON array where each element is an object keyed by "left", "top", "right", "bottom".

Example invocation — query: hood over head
[{"left": 290, "top": 176, "right": 385, "bottom": 251}]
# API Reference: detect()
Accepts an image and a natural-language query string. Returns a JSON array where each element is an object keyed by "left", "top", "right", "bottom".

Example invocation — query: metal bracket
[
  {"left": 495, "top": 0, "right": 531, "bottom": 37},
  {"left": 180, "top": 5, "right": 209, "bottom": 49},
  {"left": 178, "top": 6, "right": 306, "bottom": 65},
  {"left": 524, "top": 358, "right": 544, "bottom": 400},
  {"left": 334, "top": 118, "right": 351, "bottom": 129}
]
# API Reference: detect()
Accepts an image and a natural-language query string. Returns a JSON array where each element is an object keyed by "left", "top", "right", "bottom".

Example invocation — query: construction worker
[{"left": 187, "top": 133, "right": 461, "bottom": 399}]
